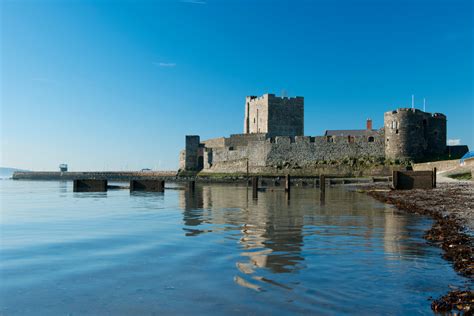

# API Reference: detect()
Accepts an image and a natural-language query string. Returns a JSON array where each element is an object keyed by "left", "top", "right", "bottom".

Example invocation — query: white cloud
[
  {"left": 447, "top": 139, "right": 461, "bottom": 146},
  {"left": 153, "top": 62, "right": 177, "bottom": 68},
  {"left": 180, "top": 0, "right": 207, "bottom": 4}
]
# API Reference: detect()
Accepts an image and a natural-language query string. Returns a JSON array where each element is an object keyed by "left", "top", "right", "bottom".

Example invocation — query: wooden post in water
[
  {"left": 187, "top": 180, "right": 195, "bottom": 192},
  {"left": 285, "top": 174, "right": 291, "bottom": 200},
  {"left": 392, "top": 170, "right": 398, "bottom": 190},
  {"left": 252, "top": 176, "right": 259, "bottom": 199},
  {"left": 433, "top": 167, "right": 437, "bottom": 188},
  {"left": 319, "top": 174, "right": 326, "bottom": 203}
]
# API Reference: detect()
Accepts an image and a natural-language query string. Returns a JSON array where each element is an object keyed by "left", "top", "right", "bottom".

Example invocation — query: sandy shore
[{"left": 362, "top": 180, "right": 473, "bottom": 314}]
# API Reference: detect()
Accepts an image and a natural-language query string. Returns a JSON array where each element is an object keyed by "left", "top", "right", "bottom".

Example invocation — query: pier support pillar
[
  {"left": 73, "top": 179, "right": 108, "bottom": 192},
  {"left": 130, "top": 180, "right": 165, "bottom": 192}
]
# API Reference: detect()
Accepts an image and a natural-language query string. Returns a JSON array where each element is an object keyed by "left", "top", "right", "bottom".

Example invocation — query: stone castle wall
[
  {"left": 384, "top": 108, "right": 447, "bottom": 160},
  {"left": 184, "top": 135, "right": 201, "bottom": 171},
  {"left": 202, "top": 132, "right": 385, "bottom": 174},
  {"left": 267, "top": 95, "right": 304, "bottom": 137},
  {"left": 244, "top": 95, "right": 269, "bottom": 134}
]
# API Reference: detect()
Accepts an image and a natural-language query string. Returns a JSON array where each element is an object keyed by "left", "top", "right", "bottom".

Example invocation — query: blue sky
[{"left": 1, "top": 0, "right": 472, "bottom": 171}]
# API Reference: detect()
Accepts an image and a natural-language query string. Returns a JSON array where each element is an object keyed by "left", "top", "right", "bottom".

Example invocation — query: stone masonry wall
[
  {"left": 384, "top": 108, "right": 447, "bottom": 161},
  {"left": 202, "top": 137, "right": 226, "bottom": 149},
  {"left": 203, "top": 132, "right": 385, "bottom": 173},
  {"left": 246, "top": 94, "right": 269, "bottom": 134},
  {"left": 225, "top": 133, "right": 267, "bottom": 148},
  {"left": 244, "top": 94, "right": 304, "bottom": 137},
  {"left": 265, "top": 134, "right": 384, "bottom": 167},
  {"left": 267, "top": 94, "right": 304, "bottom": 137},
  {"left": 184, "top": 135, "right": 201, "bottom": 171}
]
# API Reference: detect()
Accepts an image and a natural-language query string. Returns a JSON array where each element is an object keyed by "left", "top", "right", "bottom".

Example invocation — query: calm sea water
[{"left": 0, "top": 180, "right": 467, "bottom": 315}]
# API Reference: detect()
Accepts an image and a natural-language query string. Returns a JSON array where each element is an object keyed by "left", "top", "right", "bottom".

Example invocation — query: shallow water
[{"left": 0, "top": 180, "right": 467, "bottom": 315}]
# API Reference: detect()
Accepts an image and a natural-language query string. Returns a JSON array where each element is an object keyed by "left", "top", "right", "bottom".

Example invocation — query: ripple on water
[{"left": 0, "top": 180, "right": 468, "bottom": 315}]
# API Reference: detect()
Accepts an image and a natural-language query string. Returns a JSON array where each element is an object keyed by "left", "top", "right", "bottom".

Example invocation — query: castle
[{"left": 179, "top": 93, "right": 467, "bottom": 175}]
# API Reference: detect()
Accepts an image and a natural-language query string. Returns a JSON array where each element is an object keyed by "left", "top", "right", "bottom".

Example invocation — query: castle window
[
  {"left": 348, "top": 136, "right": 355, "bottom": 143},
  {"left": 229, "top": 146, "right": 234, "bottom": 151},
  {"left": 368, "top": 136, "right": 374, "bottom": 142},
  {"left": 254, "top": 118, "right": 256, "bottom": 123},
  {"left": 326, "top": 136, "right": 333, "bottom": 143},
  {"left": 396, "top": 129, "right": 399, "bottom": 134}
]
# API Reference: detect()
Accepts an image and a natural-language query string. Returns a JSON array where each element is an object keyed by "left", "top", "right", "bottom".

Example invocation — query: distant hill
[{"left": 0, "top": 167, "right": 29, "bottom": 179}]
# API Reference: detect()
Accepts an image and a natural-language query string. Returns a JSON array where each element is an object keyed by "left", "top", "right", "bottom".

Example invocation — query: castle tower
[
  {"left": 243, "top": 93, "right": 304, "bottom": 137},
  {"left": 384, "top": 108, "right": 446, "bottom": 161}
]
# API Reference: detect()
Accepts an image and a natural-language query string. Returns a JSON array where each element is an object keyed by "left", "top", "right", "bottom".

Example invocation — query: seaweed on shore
[{"left": 431, "top": 290, "right": 473, "bottom": 315}]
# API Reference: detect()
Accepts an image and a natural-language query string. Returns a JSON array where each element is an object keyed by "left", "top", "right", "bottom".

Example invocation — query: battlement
[
  {"left": 246, "top": 94, "right": 304, "bottom": 103},
  {"left": 387, "top": 108, "right": 447, "bottom": 119},
  {"left": 265, "top": 133, "right": 383, "bottom": 145},
  {"left": 432, "top": 113, "right": 446, "bottom": 119}
]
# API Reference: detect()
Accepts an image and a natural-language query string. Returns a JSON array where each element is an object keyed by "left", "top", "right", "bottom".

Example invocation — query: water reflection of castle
[
  {"left": 178, "top": 184, "right": 425, "bottom": 290},
  {"left": 180, "top": 185, "right": 305, "bottom": 275}
]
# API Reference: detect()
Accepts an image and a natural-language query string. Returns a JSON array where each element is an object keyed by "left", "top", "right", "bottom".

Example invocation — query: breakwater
[{"left": 12, "top": 171, "right": 178, "bottom": 181}]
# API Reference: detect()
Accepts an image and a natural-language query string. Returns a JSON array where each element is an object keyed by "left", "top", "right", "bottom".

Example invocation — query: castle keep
[
  {"left": 244, "top": 94, "right": 304, "bottom": 137},
  {"left": 180, "top": 93, "right": 466, "bottom": 175}
]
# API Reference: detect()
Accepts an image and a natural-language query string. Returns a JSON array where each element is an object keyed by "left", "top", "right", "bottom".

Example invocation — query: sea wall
[{"left": 413, "top": 159, "right": 461, "bottom": 172}]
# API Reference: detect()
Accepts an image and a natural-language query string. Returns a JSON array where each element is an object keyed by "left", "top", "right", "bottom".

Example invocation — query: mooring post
[
  {"left": 319, "top": 174, "right": 326, "bottom": 203},
  {"left": 252, "top": 176, "right": 258, "bottom": 199},
  {"left": 187, "top": 180, "right": 195, "bottom": 192},
  {"left": 433, "top": 167, "right": 437, "bottom": 188},
  {"left": 392, "top": 170, "right": 398, "bottom": 190}
]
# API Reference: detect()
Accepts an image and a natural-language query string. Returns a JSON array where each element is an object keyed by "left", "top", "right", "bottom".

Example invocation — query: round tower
[{"left": 384, "top": 108, "right": 446, "bottom": 161}]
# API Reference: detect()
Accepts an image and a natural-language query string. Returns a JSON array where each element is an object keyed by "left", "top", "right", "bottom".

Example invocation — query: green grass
[{"left": 447, "top": 172, "right": 472, "bottom": 180}]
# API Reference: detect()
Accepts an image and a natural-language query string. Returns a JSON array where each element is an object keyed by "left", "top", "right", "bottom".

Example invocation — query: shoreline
[{"left": 362, "top": 181, "right": 473, "bottom": 314}]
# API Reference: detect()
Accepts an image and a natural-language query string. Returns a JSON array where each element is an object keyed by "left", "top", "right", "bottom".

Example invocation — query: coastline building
[{"left": 179, "top": 93, "right": 468, "bottom": 174}]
